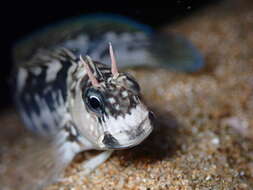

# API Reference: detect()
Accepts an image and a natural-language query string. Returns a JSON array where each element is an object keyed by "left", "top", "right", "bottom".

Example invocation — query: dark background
[{"left": 0, "top": 1, "right": 222, "bottom": 110}]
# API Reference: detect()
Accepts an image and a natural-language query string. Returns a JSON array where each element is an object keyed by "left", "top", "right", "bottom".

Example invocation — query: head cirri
[{"left": 70, "top": 43, "right": 153, "bottom": 150}]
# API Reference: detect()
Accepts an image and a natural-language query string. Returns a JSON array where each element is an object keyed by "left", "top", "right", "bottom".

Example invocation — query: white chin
[{"left": 98, "top": 115, "right": 153, "bottom": 150}]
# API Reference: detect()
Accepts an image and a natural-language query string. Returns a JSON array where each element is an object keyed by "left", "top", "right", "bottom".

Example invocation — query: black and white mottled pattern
[
  {"left": 15, "top": 48, "right": 76, "bottom": 135},
  {"left": 14, "top": 46, "right": 153, "bottom": 150}
]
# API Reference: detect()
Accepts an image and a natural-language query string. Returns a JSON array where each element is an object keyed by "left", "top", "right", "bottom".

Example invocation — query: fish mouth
[{"left": 98, "top": 115, "right": 153, "bottom": 150}]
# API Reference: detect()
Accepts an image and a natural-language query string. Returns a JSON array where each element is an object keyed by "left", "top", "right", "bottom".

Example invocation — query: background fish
[{"left": 13, "top": 14, "right": 204, "bottom": 72}]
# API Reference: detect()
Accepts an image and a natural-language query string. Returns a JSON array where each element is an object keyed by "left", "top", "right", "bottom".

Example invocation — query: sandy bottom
[{"left": 1, "top": 0, "right": 253, "bottom": 189}]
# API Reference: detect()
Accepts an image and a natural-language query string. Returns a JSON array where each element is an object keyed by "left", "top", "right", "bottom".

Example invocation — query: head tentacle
[
  {"left": 109, "top": 42, "right": 119, "bottom": 77},
  {"left": 80, "top": 55, "right": 99, "bottom": 86}
]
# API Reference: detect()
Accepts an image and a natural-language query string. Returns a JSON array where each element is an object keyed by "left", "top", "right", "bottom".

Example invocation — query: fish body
[{"left": 12, "top": 14, "right": 204, "bottom": 188}]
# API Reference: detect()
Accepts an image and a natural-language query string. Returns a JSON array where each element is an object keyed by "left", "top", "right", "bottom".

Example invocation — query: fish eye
[
  {"left": 88, "top": 95, "right": 101, "bottom": 109},
  {"left": 84, "top": 89, "right": 104, "bottom": 114}
]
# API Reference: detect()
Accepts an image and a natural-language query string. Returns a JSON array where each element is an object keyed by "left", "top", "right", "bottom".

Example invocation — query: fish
[
  {"left": 11, "top": 14, "right": 204, "bottom": 189},
  {"left": 13, "top": 14, "right": 204, "bottom": 72}
]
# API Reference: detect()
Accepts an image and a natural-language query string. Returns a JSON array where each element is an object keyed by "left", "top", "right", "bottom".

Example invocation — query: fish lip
[
  {"left": 109, "top": 126, "right": 153, "bottom": 150},
  {"left": 102, "top": 116, "right": 153, "bottom": 150}
]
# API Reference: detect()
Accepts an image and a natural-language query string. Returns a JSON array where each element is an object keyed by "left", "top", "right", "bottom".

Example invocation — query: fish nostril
[
  {"left": 102, "top": 132, "right": 119, "bottom": 148},
  {"left": 148, "top": 111, "right": 155, "bottom": 120}
]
